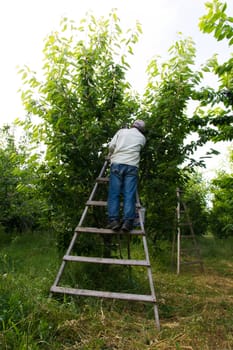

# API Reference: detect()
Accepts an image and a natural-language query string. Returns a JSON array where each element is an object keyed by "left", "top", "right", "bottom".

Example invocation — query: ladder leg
[
  {"left": 171, "top": 222, "right": 177, "bottom": 272},
  {"left": 117, "top": 234, "right": 123, "bottom": 259},
  {"left": 127, "top": 234, "right": 133, "bottom": 281},
  {"left": 136, "top": 192, "right": 160, "bottom": 330},
  {"left": 153, "top": 303, "right": 160, "bottom": 330},
  {"left": 143, "top": 234, "right": 160, "bottom": 329},
  {"left": 50, "top": 231, "right": 78, "bottom": 293},
  {"left": 127, "top": 234, "right": 131, "bottom": 259},
  {"left": 176, "top": 188, "right": 204, "bottom": 273},
  {"left": 51, "top": 161, "right": 110, "bottom": 291},
  {"left": 177, "top": 228, "right": 181, "bottom": 275}
]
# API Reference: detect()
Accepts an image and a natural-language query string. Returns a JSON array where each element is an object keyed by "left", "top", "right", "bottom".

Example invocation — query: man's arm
[{"left": 108, "top": 131, "right": 119, "bottom": 154}]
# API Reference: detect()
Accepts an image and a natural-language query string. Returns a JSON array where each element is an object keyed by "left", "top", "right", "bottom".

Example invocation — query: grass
[{"left": 0, "top": 231, "right": 233, "bottom": 349}]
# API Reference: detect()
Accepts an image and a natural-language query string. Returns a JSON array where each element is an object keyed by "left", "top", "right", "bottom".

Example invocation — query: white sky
[{"left": 0, "top": 0, "right": 232, "bottom": 178}]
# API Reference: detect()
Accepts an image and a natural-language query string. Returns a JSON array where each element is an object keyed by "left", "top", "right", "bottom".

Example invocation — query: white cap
[{"left": 133, "top": 120, "right": 145, "bottom": 133}]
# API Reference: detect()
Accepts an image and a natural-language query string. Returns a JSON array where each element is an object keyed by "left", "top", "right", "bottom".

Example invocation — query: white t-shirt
[{"left": 109, "top": 127, "right": 146, "bottom": 167}]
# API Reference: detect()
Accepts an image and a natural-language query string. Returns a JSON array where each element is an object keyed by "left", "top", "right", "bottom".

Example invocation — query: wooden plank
[
  {"left": 86, "top": 200, "right": 107, "bottom": 206},
  {"left": 86, "top": 200, "right": 142, "bottom": 208},
  {"left": 74, "top": 226, "right": 144, "bottom": 236},
  {"left": 181, "top": 248, "right": 200, "bottom": 253},
  {"left": 96, "top": 177, "right": 109, "bottom": 183},
  {"left": 180, "top": 234, "right": 195, "bottom": 238},
  {"left": 50, "top": 286, "right": 156, "bottom": 303},
  {"left": 63, "top": 255, "right": 149, "bottom": 266},
  {"left": 180, "top": 260, "right": 202, "bottom": 265}
]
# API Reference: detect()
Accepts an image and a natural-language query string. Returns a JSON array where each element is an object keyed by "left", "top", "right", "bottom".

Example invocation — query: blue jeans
[{"left": 107, "top": 163, "right": 138, "bottom": 223}]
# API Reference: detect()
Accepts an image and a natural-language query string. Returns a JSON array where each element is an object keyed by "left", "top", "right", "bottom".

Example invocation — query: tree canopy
[{"left": 0, "top": 1, "right": 232, "bottom": 243}]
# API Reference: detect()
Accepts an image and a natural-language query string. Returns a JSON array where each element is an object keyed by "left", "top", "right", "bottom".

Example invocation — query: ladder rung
[
  {"left": 181, "top": 248, "right": 200, "bottom": 253},
  {"left": 86, "top": 200, "right": 141, "bottom": 208},
  {"left": 181, "top": 260, "right": 202, "bottom": 265},
  {"left": 50, "top": 286, "right": 156, "bottom": 303},
  {"left": 180, "top": 235, "right": 195, "bottom": 238},
  {"left": 64, "top": 255, "right": 149, "bottom": 266},
  {"left": 87, "top": 200, "right": 107, "bottom": 206},
  {"left": 96, "top": 177, "right": 109, "bottom": 183},
  {"left": 75, "top": 226, "right": 145, "bottom": 235}
]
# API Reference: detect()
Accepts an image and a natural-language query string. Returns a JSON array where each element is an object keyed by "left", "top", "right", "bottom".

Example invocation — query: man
[{"left": 107, "top": 120, "right": 146, "bottom": 232}]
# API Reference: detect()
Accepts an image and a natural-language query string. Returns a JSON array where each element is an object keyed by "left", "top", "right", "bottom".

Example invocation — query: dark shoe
[
  {"left": 107, "top": 220, "right": 121, "bottom": 231},
  {"left": 121, "top": 221, "right": 133, "bottom": 232}
]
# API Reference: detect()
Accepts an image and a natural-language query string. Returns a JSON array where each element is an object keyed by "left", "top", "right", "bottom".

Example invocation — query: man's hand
[{"left": 106, "top": 153, "right": 112, "bottom": 160}]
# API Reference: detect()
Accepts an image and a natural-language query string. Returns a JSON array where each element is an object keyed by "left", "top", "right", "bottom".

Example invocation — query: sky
[{"left": 0, "top": 0, "right": 232, "bottom": 178}]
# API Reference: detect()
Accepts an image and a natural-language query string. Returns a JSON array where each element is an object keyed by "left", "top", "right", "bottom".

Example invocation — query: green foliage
[
  {"left": 181, "top": 172, "right": 209, "bottom": 236},
  {"left": 199, "top": 0, "right": 233, "bottom": 44},
  {"left": 196, "top": 0, "right": 233, "bottom": 142},
  {"left": 140, "top": 36, "right": 202, "bottom": 241},
  {"left": 15, "top": 5, "right": 232, "bottom": 248},
  {"left": 209, "top": 169, "right": 233, "bottom": 238},
  {"left": 0, "top": 126, "right": 44, "bottom": 234},
  {"left": 18, "top": 12, "right": 142, "bottom": 250}
]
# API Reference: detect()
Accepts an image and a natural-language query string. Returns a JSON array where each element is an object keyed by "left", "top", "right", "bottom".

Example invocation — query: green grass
[{"left": 0, "top": 231, "right": 233, "bottom": 349}]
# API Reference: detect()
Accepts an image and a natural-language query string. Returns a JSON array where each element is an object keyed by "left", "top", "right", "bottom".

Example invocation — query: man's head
[{"left": 132, "top": 120, "right": 145, "bottom": 133}]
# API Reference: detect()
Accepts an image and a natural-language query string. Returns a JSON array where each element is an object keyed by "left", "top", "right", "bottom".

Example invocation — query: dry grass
[
  {"left": 53, "top": 263, "right": 233, "bottom": 350},
  {"left": 0, "top": 233, "right": 233, "bottom": 350}
]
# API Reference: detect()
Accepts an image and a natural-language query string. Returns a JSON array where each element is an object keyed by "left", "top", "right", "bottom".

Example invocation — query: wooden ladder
[
  {"left": 175, "top": 188, "right": 204, "bottom": 274},
  {"left": 50, "top": 160, "right": 160, "bottom": 330}
]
